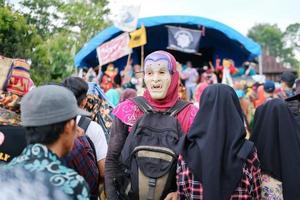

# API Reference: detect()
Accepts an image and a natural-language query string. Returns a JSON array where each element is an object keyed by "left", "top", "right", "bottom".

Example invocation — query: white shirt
[
  {"left": 77, "top": 116, "right": 108, "bottom": 161},
  {"left": 182, "top": 68, "right": 199, "bottom": 87}
]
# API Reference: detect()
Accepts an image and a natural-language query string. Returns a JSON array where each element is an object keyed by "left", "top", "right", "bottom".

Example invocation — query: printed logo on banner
[
  {"left": 174, "top": 30, "right": 194, "bottom": 49},
  {"left": 167, "top": 26, "right": 202, "bottom": 54},
  {"left": 128, "top": 25, "right": 147, "bottom": 48}
]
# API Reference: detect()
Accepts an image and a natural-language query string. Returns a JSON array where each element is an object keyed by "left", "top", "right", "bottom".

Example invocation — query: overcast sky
[
  {"left": 10, "top": 0, "right": 300, "bottom": 35},
  {"left": 111, "top": 0, "right": 300, "bottom": 35}
]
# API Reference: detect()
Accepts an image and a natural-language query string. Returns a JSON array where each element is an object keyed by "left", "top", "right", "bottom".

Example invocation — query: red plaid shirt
[
  {"left": 62, "top": 136, "right": 100, "bottom": 198},
  {"left": 177, "top": 150, "right": 262, "bottom": 199}
]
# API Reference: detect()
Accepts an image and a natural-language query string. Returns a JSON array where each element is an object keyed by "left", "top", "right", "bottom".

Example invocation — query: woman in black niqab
[
  {"left": 180, "top": 84, "right": 257, "bottom": 200},
  {"left": 250, "top": 98, "right": 300, "bottom": 199}
]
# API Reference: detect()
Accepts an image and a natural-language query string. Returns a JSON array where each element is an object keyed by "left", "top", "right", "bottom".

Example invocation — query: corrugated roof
[{"left": 257, "top": 54, "right": 294, "bottom": 74}]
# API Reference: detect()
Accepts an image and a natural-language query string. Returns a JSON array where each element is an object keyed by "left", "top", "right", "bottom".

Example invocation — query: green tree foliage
[
  {"left": 29, "top": 32, "right": 75, "bottom": 84},
  {"left": 248, "top": 24, "right": 283, "bottom": 57},
  {"left": 284, "top": 23, "right": 300, "bottom": 54},
  {"left": 20, "top": 0, "right": 63, "bottom": 38},
  {"left": 29, "top": 43, "right": 52, "bottom": 84},
  {"left": 0, "top": 6, "right": 41, "bottom": 59},
  {"left": 2, "top": 0, "right": 109, "bottom": 85},
  {"left": 283, "top": 23, "right": 300, "bottom": 70},
  {"left": 59, "top": 0, "right": 110, "bottom": 51},
  {"left": 44, "top": 32, "right": 75, "bottom": 82},
  {"left": 0, "top": 6, "right": 72, "bottom": 85},
  {"left": 19, "top": 0, "right": 109, "bottom": 51},
  {"left": 248, "top": 23, "right": 300, "bottom": 69}
]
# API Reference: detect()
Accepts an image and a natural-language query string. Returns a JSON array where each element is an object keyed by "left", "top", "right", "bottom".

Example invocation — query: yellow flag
[{"left": 128, "top": 25, "right": 147, "bottom": 48}]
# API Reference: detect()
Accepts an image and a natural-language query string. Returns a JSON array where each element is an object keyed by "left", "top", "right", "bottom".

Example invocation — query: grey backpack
[{"left": 120, "top": 96, "right": 190, "bottom": 200}]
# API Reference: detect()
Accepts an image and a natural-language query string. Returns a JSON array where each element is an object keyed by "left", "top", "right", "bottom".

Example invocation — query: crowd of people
[{"left": 0, "top": 50, "right": 299, "bottom": 200}]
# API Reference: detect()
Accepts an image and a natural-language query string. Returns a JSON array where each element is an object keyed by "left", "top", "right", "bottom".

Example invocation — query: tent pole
[{"left": 259, "top": 55, "right": 263, "bottom": 75}]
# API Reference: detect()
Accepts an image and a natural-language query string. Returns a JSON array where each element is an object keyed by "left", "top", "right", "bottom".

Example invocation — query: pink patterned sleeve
[
  {"left": 177, "top": 104, "right": 199, "bottom": 134},
  {"left": 112, "top": 100, "right": 143, "bottom": 127},
  {"left": 189, "top": 105, "right": 198, "bottom": 124}
]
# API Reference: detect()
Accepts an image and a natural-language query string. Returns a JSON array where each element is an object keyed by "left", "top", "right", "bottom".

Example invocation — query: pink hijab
[
  {"left": 113, "top": 51, "right": 198, "bottom": 133},
  {"left": 194, "top": 82, "right": 209, "bottom": 103}
]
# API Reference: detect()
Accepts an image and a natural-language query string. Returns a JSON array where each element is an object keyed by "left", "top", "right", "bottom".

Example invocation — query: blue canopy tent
[{"left": 74, "top": 15, "right": 261, "bottom": 71}]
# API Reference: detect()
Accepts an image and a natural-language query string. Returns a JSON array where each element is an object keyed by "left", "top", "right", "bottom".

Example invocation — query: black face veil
[
  {"left": 250, "top": 99, "right": 300, "bottom": 199},
  {"left": 181, "top": 84, "right": 254, "bottom": 200}
]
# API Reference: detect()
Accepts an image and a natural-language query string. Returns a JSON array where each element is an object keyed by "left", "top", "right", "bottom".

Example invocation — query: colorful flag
[
  {"left": 128, "top": 25, "right": 147, "bottom": 48},
  {"left": 96, "top": 33, "right": 132, "bottom": 66},
  {"left": 0, "top": 56, "right": 13, "bottom": 90},
  {"left": 111, "top": 2, "right": 141, "bottom": 32},
  {"left": 167, "top": 26, "right": 202, "bottom": 53}
]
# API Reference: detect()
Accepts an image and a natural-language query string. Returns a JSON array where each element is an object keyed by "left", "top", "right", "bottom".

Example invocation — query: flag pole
[
  {"left": 97, "top": 64, "right": 103, "bottom": 85},
  {"left": 141, "top": 24, "right": 146, "bottom": 72},
  {"left": 140, "top": 24, "right": 145, "bottom": 72},
  {"left": 141, "top": 45, "right": 144, "bottom": 72},
  {"left": 126, "top": 52, "right": 132, "bottom": 67}
]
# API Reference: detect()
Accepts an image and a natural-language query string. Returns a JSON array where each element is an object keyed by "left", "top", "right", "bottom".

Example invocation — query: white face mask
[{"left": 144, "top": 60, "right": 171, "bottom": 100}]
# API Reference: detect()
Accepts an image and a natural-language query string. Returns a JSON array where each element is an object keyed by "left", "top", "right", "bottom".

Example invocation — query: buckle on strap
[
  {"left": 148, "top": 178, "right": 156, "bottom": 187},
  {"left": 147, "top": 178, "right": 157, "bottom": 200}
]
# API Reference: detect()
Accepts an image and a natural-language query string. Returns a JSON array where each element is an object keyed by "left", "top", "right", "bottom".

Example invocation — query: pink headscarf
[
  {"left": 194, "top": 82, "right": 209, "bottom": 103},
  {"left": 113, "top": 51, "right": 198, "bottom": 133}
]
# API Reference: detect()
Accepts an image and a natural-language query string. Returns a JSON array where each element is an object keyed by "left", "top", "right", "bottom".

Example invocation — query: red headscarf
[{"left": 143, "top": 50, "right": 179, "bottom": 111}]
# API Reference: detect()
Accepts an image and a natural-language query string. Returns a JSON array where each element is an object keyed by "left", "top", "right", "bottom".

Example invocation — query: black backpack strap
[
  {"left": 78, "top": 116, "right": 97, "bottom": 158},
  {"left": 78, "top": 116, "right": 92, "bottom": 132},
  {"left": 84, "top": 135, "right": 100, "bottom": 199},
  {"left": 237, "top": 140, "right": 254, "bottom": 160},
  {"left": 132, "top": 96, "right": 154, "bottom": 113},
  {"left": 85, "top": 135, "right": 97, "bottom": 160},
  {"left": 167, "top": 100, "right": 191, "bottom": 117}
]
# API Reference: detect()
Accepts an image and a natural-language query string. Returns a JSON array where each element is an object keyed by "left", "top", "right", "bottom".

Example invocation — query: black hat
[
  {"left": 286, "top": 79, "right": 300, "bottom": 101},
  {"left": 263, "top": 80, "right": 275, "bottom": 93},
  {"left": 281, "top": 71, "right": 296, "bottom": 86}
]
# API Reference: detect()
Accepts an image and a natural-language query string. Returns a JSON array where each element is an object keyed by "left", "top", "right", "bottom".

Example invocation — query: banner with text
[{"left": 97, "top": 33, "right": 132, "bottom": 66}]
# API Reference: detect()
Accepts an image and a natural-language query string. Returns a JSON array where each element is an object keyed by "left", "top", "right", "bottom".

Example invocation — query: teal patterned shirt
[{"left": 7, "top": 143, "right": 90, "bottom": 200}]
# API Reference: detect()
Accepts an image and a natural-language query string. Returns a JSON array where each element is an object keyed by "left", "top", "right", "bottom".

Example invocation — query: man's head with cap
[
  {"left": 286, "top": 79, "right": 300, "bottom": 102},
  {"left": 21, "top": 85, "right": 89, "bottom": 157},
  {"left": 61, "top": 77, "right": 88, "bottom": 107},
  {"left": 263, "top": 80, "right": 275, "bottom": 94},
  {"left": 281, "top": 71, "right": 296, "bottom": 89}
]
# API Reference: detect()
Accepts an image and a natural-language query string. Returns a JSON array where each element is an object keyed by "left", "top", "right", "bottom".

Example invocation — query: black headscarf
[
  {"left": 180, "top": 84, "right": 254, "bottom": 200},
  {"left": 250, "top": 98, "right": 300, "bottom": 199}
]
